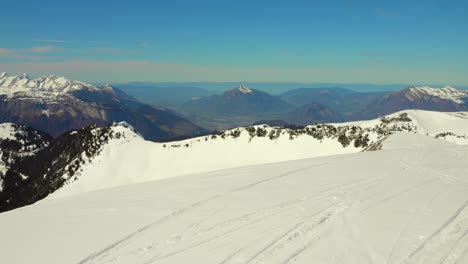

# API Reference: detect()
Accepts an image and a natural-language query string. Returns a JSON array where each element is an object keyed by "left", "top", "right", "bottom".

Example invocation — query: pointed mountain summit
[
  {"left": 224, "top": 84, "right": 256, "bottom": 96},
  {"left": 180, "top": 85, "right": 292, "bottom": 129},
  {"left": 237, "top": 84, "right": 252, "bottom": 94}
]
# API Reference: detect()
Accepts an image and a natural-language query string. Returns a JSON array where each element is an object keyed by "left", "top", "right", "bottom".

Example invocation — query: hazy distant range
[{"left": 111, "top": 82, "right": 468, "bottom": 108}]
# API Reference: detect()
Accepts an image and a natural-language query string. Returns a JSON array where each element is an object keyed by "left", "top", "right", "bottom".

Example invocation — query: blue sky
[{"left": 1, "top": 0, "right": 468, "bottom": 85}]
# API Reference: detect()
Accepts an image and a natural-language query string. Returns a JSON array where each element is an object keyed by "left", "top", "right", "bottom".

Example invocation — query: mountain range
[
  {"left": 0, "top": 72, "right": 207, "bottom": 140},
  {"left": 3, "top": 72, "right": 468, "bottom": 134},
  {"left": 358, "top": 86, "right": 468, "bottom": 117},
  {"left": 177, "top": 84, "right": 468, "bottom": 129}
]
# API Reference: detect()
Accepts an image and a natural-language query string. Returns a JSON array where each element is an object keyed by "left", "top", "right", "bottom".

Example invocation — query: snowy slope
[
  {"left": 406, "top": 86, "right": 468, "bottom": 104},
  {"left": 0, "top": 72, "right": 102, "bottom": 99},
  {"left": 0, "top": 133, "right": 467, "bottom": 264},
  {"left": 50, "top": 109, "right": 468, "bottom": 198},
  {"left": 339, "top": 110, "right": 468, "bottom": 145}
]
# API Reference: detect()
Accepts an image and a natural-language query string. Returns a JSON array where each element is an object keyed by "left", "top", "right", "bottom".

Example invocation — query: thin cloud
[
  {"left": 0, "top": 48, "right": 25, "bottom": 59},
  {"left": 25, "top": 46, "right": 58, "bottom": 53},
  {"left": 0, "top": 45, "right": 133, "bottom": 61},
  {"left": 0, "top": 46, "right": 61, "bottom": 59},
  {"left": 2, "top": 59, "right": 463, "bottom": 85},
  {"left": 79, "top": 47, "right": 133, "bottom": 55},
  {"left": 33, "top": 39, "right": 71, "bottom": 43},
  {"left": 0, "top": 48, "right": 13, "bottom": 56}
]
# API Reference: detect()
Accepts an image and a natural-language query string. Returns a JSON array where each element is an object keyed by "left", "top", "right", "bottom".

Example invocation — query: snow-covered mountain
[
  {"left": 0, "top": 72, "right": 207, "bottom": 140},
  {"left": 1, "top": 109, "right": 467, "bottom": 212},
  {"left": 1, "top": 131, "right": 467, "bottom": 264},
  {"left": 0, "top": 72, "right": 102, "bottom": 98},
  {"left": 360, "top": 85, "right": 468, "bottom": 118},
  {"left": 405, "top": 86, "right": 468, "bottom": 104}
]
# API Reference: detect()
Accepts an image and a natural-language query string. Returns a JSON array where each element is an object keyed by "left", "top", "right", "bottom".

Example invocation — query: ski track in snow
[
  {"left": 76, "top": 159, "right": 466, "bottom": 263},
  {"left": 77, "top": 163, "right": 330, "bottom": 264}
]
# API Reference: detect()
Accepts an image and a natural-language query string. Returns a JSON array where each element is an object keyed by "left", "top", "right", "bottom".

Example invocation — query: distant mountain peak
[{"left": 238, "top": 84, "right": 252, "bottom": 94}]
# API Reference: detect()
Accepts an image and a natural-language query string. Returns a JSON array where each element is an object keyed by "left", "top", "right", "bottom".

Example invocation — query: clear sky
[{"left": 1, "top": 0, "right": 468, "bottom": 85}]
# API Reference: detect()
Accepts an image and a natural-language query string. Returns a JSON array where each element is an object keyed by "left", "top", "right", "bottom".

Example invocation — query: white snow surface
[
  {"left": 1, "top": 133, "right": 468, "bottom": 264},
  {"left": 51, "top": 109, "right": 468, "bottom": 198},
  {"left": 406, "top": 86, "right": 468, "bottom": 104},
  {"left": 0, "top": 123, "right": 18, "bottom": 140}
]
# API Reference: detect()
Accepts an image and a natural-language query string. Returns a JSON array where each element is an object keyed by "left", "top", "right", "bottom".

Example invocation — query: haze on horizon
[{"left": 1, "top": 0, "right": 467, "bottom": 86}]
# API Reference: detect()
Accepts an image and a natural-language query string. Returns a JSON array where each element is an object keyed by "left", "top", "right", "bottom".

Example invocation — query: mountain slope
[
  {"left": 281, "top": 87, "right": 387, "bottom": 117},
  {"left": 285, "top": 102, "right": 344, "bottom": 125},
  {"left": 0, "top": 132, "right": 467, "bottom": 264},
  {"left": 359, "top": 86, "right": 468, "bottom": 118},
  {"left": 179, "top": 85, "right": 292, "bottom": 129},
  {"left": 0, "top": 72, "right": 207, "bottom": 140},
  {"left": 0, "top": 122, "right": 139, "bottom": 212},
  {"left": 0, "top": 123, "right": 52, "bottom": 189}
]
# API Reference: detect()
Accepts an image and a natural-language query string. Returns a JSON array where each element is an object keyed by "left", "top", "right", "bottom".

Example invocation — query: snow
[
  {"left": 0, "top": 123, "right": 18, "bottom": 140},
  {"left": 238, "top": 84, "right": 252, "bottom": 94},
  {"left": 407, "top": 86, "right": 468, "bottom": 104},
  {"left": 335, "top": 109, "right": 468, "bottom": 137},
  {"left": 0, "top": 133, "right": 467, "bottom": 264},
  {"left": 50, "top": 109, "right": 468, "bottom": 198},
  {"left": 51, "top": 126, "right": 363, "bottom": 198}
]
